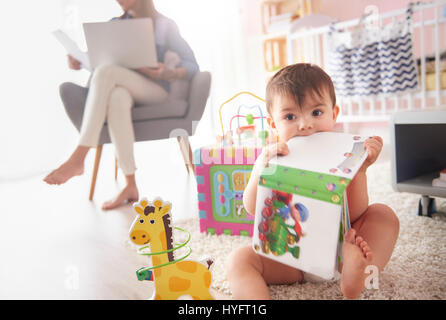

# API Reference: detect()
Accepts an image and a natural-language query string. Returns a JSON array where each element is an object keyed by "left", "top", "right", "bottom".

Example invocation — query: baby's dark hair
[{"left": 265, "top": 63, "right": 336, "bottom": 114}]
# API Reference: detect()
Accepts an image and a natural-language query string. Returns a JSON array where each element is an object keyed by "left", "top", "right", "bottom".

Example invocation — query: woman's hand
[
  {"left": 138, "top": 63, "right": 176, "bottom": 81},
  {"left": 67, "top": 54, "right": 81, "bottom": 70},
  {"left": 361, "top": 136, "right": 383, "bottom": 171}
]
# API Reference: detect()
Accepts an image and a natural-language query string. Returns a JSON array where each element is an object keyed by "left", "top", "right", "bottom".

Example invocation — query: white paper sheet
[{"left": 52, "top": 29, "right": 91, "bottom": 71}]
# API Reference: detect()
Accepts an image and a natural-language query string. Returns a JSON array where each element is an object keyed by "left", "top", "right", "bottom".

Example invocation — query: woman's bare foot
[
  {"left": 340, "top": 228, "right": 373, "bottom": 299},
  {"left": 102, "top": 184, "right": 139, "bottom": 210},
  {"left": 43, "top": 160, "right": 84, "bottom": 185},
  {"left": 43, "top": 146, "right": 89, "bottom": 185}
]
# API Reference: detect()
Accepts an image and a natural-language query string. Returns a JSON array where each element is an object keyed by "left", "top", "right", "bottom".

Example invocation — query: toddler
[{"left": 226, "top": 63, "right": 399, "bottom": 300}]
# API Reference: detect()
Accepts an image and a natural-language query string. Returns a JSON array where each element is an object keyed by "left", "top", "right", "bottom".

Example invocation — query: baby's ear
[{"left": 333, "top": 105, "right": 340, "bottom": 121}]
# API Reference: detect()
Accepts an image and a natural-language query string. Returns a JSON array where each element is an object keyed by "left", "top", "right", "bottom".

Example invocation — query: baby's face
[{"left": 269, "top": 91, "right": 340, "bottom": 142}]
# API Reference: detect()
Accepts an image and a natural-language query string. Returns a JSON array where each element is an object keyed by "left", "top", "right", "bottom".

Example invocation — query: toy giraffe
[{"left": 129, "top": 197, "right": 214, "bottom": 300}]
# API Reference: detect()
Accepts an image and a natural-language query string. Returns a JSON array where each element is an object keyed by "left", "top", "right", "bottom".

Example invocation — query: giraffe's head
[{"left": 129, "top": 197, "right": 172, "bottom": 246}]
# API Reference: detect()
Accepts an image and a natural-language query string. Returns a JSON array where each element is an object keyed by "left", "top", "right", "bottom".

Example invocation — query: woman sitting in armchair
[{"left": 44, "top": 0, "right": 199, "bottom": 210}]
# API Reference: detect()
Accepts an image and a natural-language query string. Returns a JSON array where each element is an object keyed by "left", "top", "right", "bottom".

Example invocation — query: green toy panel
[
  {"left": 209, "top": 164, "right": 254, "bottom": 224},
  {"left": 260, "top": 164, "right": 351, "bottom": 205}
]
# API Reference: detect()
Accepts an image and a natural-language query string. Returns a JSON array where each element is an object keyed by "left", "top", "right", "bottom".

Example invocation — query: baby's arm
[
  {"left": 243, "top": 142, "right": 289, "bottom": 215},
  {"left": 243, "top": 154, "right": 267, "bottom": 216}
]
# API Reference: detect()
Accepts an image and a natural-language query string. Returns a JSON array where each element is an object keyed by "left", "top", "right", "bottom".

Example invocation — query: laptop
[{"left": 83, "top": 18, "right": 158, "bottom": 69}]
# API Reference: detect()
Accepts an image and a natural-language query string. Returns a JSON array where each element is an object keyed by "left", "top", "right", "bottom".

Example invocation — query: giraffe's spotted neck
[
  {"left": 150, "top": 240, "right": 171, "bottom": 267},
  {"left": 150, "top": 214, "right": 174, "bottom": 267}
]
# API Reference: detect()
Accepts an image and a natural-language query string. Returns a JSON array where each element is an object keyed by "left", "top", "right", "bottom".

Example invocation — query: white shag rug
[{"left": 174, "top": 162, "right": 446, "bottom": 300}]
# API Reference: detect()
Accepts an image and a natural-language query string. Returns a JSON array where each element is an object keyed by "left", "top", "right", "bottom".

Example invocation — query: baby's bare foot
[
  {"left": 355, "top": 235, "right": 373, "bottom": 261},
  {"left": 43, "top": 160, "right": 84, "bottom": 185},
  {"left": 340, "top": 228, "right": 373, "bottom": 299},
  {"left": 102, "top": 185, "right": 139, "bottom": 210}
]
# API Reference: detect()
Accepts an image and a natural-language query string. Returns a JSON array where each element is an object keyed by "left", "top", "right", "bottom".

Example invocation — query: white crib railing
[{"left": 287, "top": 0, "right": 446, "bottom": 123}]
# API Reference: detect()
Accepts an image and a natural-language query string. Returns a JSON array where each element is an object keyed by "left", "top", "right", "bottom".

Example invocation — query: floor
[
  {"left": 0, "top": 133, "right": 392, "bottom": 299},
  {"left": 0, "top": 138, "right": 230, "bottom": 299}
]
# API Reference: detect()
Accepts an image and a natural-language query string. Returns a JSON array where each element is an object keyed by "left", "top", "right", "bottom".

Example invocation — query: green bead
[
  {"left": 258, "top": 130, "right": 269, "bottom": 139},
  {"left": 136, "top": 268, "right": 149, "bottom": 281},
  {"left": 246, "top": 113, "right": 254, "bottom": 124}
]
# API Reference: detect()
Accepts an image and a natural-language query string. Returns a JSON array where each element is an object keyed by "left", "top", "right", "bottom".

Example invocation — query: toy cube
[
  {"left": 252, "top": 133, "right": 368, "bottom": 279},
  {"left": 194, "top": 146, "right": 262, "bottom": 236}
]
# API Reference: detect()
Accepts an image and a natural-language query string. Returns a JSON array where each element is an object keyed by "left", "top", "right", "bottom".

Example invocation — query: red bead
[
  {"left": 264, "top": 198, "right": 272, "bottom": 207},
  {"left": 262, "top": 207, "right": 272, "bottom": 218}
]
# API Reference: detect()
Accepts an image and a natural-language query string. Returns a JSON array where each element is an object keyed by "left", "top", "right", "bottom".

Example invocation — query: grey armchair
[{"left": 59, "top": 71, "right": 211, "bottom": 200}]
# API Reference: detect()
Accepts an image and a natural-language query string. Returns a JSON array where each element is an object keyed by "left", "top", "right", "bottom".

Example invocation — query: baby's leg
[
  {"left": 226, "top": 245, "right": 303, "bottom": 300},
  {"left": 353, "top": 204, "right": 399, "bottom": 269},
  {"left": 341, "top": 203, "right": 399, "bottom": 299}
]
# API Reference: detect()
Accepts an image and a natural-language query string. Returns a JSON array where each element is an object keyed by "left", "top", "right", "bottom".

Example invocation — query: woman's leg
[
  {"left": 96, "top": 67, "right": 167, "bottom": 209},
  {"left": 44, "top": 64, "right": 167, "bottom": 186},
  {"left": 106, "top": 87, "right": 137, "bottom": 175},
  {"left": 101, "top": 87, "right": 137, "bottom": 210},
  {"left": 102, "top": 173, "right": 139, "bottom": 210},
  {"left": 44, "top": 65, "right": 117, "bottom": 185},
  {"left": 79, "top": 64, "right": 167, "bottom": 145}
]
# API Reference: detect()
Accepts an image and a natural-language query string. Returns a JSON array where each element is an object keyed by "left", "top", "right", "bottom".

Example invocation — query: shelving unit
[
  {"left": 390, "top": 110, "right": 446, "bottom": 216},
  {"left": 260, "top": 0, "right": 312, "bottom": 80}
]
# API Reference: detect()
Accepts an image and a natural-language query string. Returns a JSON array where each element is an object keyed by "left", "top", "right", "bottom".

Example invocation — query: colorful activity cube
[{"left": 194, "top": 146, "right": 262, "bottom": 236}]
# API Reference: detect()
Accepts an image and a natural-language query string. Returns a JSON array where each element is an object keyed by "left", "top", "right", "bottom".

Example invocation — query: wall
[{"left": 0, "top": 0, "right": 112, "bottom": 179}]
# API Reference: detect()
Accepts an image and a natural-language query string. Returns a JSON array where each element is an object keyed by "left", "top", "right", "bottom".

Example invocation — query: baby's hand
[
  {"left": 362, "top": 136, "right": 383, "bottom": 170},
  {"left": 259, "top": 141, "right": 289, "bottom": 166}
]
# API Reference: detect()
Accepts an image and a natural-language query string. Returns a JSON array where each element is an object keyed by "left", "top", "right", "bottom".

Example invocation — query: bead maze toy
[
  {"left": 194, "top": 91, "right": 275, "bottom": 236},
  {"left": 130, "top": 197, "right": 214, "bottom": 300}
]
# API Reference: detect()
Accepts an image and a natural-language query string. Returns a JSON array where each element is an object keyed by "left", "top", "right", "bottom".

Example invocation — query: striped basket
[{"left": 327, "top": 4, "right": 419, "bottom": 98}]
